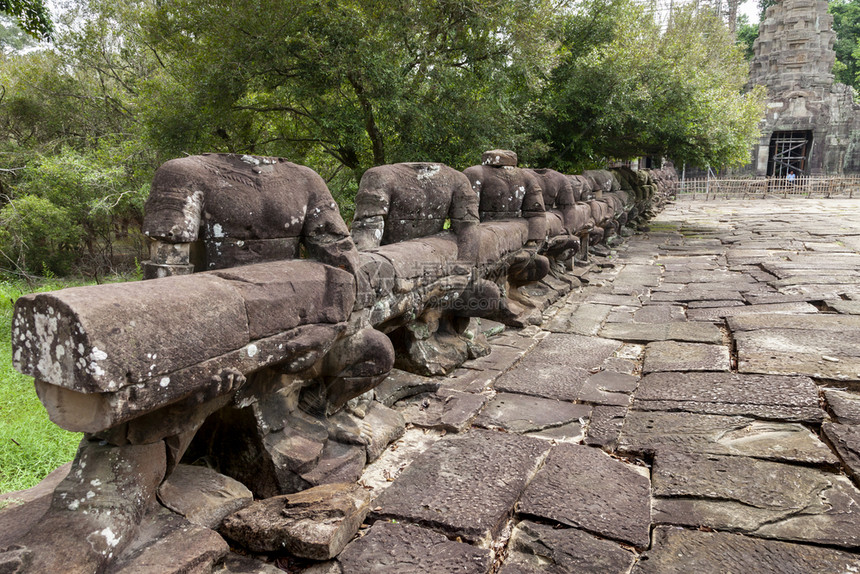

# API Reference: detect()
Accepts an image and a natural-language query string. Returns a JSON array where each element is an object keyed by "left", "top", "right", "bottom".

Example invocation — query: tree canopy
[
  {"left": 0, "top": 0, "right": 764, "bottom": 277},
  {"left": 0, "top": 0, "right": 52, "bottom": 40}
]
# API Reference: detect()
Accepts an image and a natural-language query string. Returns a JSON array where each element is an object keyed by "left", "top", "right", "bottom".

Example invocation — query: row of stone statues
[{"left": 2, "top": 150, "right": 675, "bottom": 572}]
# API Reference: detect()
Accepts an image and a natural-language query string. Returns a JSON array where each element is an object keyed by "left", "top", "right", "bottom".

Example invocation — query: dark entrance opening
[{"left": 767, "top": 130, "right": 813, "bottom": 177}]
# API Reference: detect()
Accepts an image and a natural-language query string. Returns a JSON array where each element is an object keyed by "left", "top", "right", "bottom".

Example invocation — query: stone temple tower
[{"left": 748, "top": 0, "right": 860, "bottom": 175}]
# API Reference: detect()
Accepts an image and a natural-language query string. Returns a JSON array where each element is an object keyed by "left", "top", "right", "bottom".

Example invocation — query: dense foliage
[
  {"left": 0, "top": 0, "right": 763, "bottom": 277},
  {"left": 831, "top": 0, "right": 860, "bottom": 90}
]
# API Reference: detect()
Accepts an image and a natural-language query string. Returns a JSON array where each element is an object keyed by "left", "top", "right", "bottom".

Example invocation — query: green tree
[
  {"left": 736, "top": 14, "right": 759, "bottom": 60},
  {"left": 831, "top": 0, "right": 860, "bottom": 92},
  {"left": 0, "top": 0, "right": 51, "bottom": 40},
  {"left": 535, "top": 1, "right": 764, "bottom": 171},
  {"left": 136, "top": 0, "right": 562, "bottom": 178}
]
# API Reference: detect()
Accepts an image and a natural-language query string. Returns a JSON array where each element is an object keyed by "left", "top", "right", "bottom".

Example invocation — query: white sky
[{"left": 739, "top": 0, "right": 762, "bottom": 25}]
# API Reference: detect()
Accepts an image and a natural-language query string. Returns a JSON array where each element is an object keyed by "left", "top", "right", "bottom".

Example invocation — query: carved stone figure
[
  {"left": 464, "top": 150, "right": 550, "bottom": 326},
  {"left": 351, "top": 162, "right": 496, "bottom": 374}
]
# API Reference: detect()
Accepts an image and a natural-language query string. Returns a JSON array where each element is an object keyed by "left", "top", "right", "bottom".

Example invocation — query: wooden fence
[{"left": 673, "top": 175, "right": 860, "bottom": 199}]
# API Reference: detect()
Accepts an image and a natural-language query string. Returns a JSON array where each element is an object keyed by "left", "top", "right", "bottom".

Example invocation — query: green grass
[{"left": 0, "top": 275, "right": 136, "bottom": 494}]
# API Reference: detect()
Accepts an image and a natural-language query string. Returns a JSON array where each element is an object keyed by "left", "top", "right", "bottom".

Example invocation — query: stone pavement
[
  {"left": 325, "top": 199, "right": 860, "bottom": 573},
  {"left": 8, "top": 199, "right": 860, "bottom": 573}
]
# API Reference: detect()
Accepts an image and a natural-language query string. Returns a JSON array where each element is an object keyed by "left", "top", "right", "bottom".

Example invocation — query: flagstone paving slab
[
  {"left": 517, "top": 444, "right": 651, "bottom": 548},
  {"left": 337, "top": 522, "right": 491, "bottom": 574},
  {"left": 492, "top": 360, "right": 590, "bottom": 402},
  {"left": 543, "top": 303, "right": 611, "bottom": 336},
  {"left": 498, "top": 520, "right": 636, "bottom": 574},
  {"left": 686, "top": 302, "right": 819, "bottom": 321},
  {"left": 575, "top": 370, "right": 639, "bottom": 406},
  {"left": 617, "top": 411, "right": 838, "bottom": 464},
  {"left": 600, "top": 322, "right": 723, "bottom": 344},
  {"left": 822, "top": 422, "right": 860, "bottom": 482},
  {"left": 473, "top": 393, "right": 590, "bottom": 433},
  {"left": 642, "top": 341, "right": 731, "bottom": 373},
  {"left": 632, "top": 372, "right": 825, "bottom": 422},
  {"left": 527, "top": 333, "right": 622, "bottom": 371},
  {"left": 824, "top": 389, "right": 860, "bottom": 424},
  {"left": 583, "top": 405, "right": 628, "bottom": 450},
  {"left": 651, "top": 451, "right": 860, "bottom": 547},
  {"left": 634, "top": 526, "right": 860, "bottom": 574},
  {"left": 631, "top": 304, "right": 685, "bottom": 322},
  {"left": 734, "top": 329, "right": 860, "bottom": 380},
  {"left": 370, "top": 430, "right": 550, "bottom": 546}
]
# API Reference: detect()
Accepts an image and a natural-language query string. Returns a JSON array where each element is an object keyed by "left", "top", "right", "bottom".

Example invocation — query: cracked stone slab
[
  {"left": 518, "top": 444, "right": 651, "bottom": 548},
  {"left": 544, "top": 303, "right": 612, "bottom": 336},
  {"left": 634, "top": 526, "right": 860, "bottom": 574},
  {"left": 337, "top": 522, "right": 490, "bottom": 573},
  {"left": 822, "top": 423, "right": 860, "bottom": 483},
  {"left": 633, "top": 372, "right": 825, "bottom": 422},
  {"left": 394, "top": 389, "right": 487, "bottom": 432},
  {"left": 826, "top": 299, "right": 860, "bottom": 315},
  {"left": 599, "top": 322, "right": 723, "bottom": 344},
  {"left": 157, "top": 464, "right": 253, "bottom": 530},
  {"left": 370, "top": 429, "right": 550, "bottom": 546},
  {"left": 824, "top": 389, "right": 860, "bottom": 424},
  {"left": 221, "top": 482, "right": 370, "bottom": 559},
  {"left": 498, "top": 520, "right": 636, "bottom": 574},
  {"left": 110, "top": 506, "right": 228, "bottom": 573},
  {"left": 734, "top": 329, "right": 860, "bottom": 381},
  {"left": 526, "top": 421, "right": 586, "bottom": 444},
  {"left": 584, "top": 405, "right": 628, "bottom": 450},
  {"left": 651, "top": 451, "right": 860, "bottom": 548},
  {"left": 373, "top": 369, "right": 440, "bottom": 407},
  {"left": 642, "top": 341, "right": 730, "bottom": 373},
  {"left": 474, "top": 393, "right": 590, "bottom": 433},
  {"left": 576, "top": 371, "right": 638, "bottom": 406},
  {"left": 686, "top": 302, "right": 819, "bottom": 321},
  {"left": 440, "top": 367, "right": 502, "bottom": 393},
  {"left": 617, "top": 411, "right": 838, "bottom": 464}
]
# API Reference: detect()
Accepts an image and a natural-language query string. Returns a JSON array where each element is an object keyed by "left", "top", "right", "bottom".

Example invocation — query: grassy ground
[{"left": 0, "top": 275, "right": 136, "bottom": 495}]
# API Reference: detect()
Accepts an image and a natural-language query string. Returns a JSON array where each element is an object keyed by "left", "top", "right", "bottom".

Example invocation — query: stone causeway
[{"left": 7, "top": 186, "right": 860, "bottom": 571}]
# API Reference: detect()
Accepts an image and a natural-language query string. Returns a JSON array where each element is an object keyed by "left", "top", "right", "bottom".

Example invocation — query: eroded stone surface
[
  {"left": 633, "top": 372, "right": 825, "bottom": 422},
  {"left": 618, "top": 410, "right": 838, "bottom": 464},
  {"left": 825, "top": 389, "right": 860, "bottom": 424},
  {"left": 373, "top": 369, "right": 440, "bottom": 407},
  {"left": 822, "top": 422, "right": 860, "bottom": 481},
  {"left": 499, "top": 520, "right": 636, "bottom": 573},
  {"left": 474, "top": 393, "right": 591, "bottom": 433},
  {"left": 493, "top": 361, "right": 590, "bottom": 401},
  {"left": 528, "top": 333, "right": 622, "bottom": 371},
  {"left": 686, "top": 302, "right": 818, "bottom": 321},
  {"left": 735, "top": 328, "right": 860, "bottom": 380},
  {"left": 220, "top": 482, "right": 370, "bottom": 559},
  {"left": 653, "top": 450, "right": 860, "bottom": 548},
  {"left": 337, "top": 522, "right": 491, "bottom": 573},
  {"left": 518, "top": 444, "right": 651, "bottom": 548},
  {"left": 599, "top": 322, "right": 723, "bottom": 344},
  {"left": 370, "top": 429, "right": 550, "bottom": 545},
  {"left": 544, "top": 303, "right": 612, "bottom": 335},
  {"left": 110, "top": 506, "right": 228, "bottom": 573},
  {"left": 157, "top": 464, "right": 253, "bottom": 530},
  {"left": 635, "top": 526, "right": 860, "bottom": 574},
  {"left": 576, "top": 370, "right": 638, "bottom": 406},
  {"left": 584, "top": 405, "right": 628, "bottom": 450},
  {"left": 395, "top": 389, "right": 488, "bottom": 432},
  {"left": 642, "top": 341, "right": 731, "bottom": 373}
]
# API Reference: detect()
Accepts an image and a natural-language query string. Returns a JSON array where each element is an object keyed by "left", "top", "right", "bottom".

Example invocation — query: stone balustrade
[{"left": 3, "top": 150, "right": 674, "bottom": 573}]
